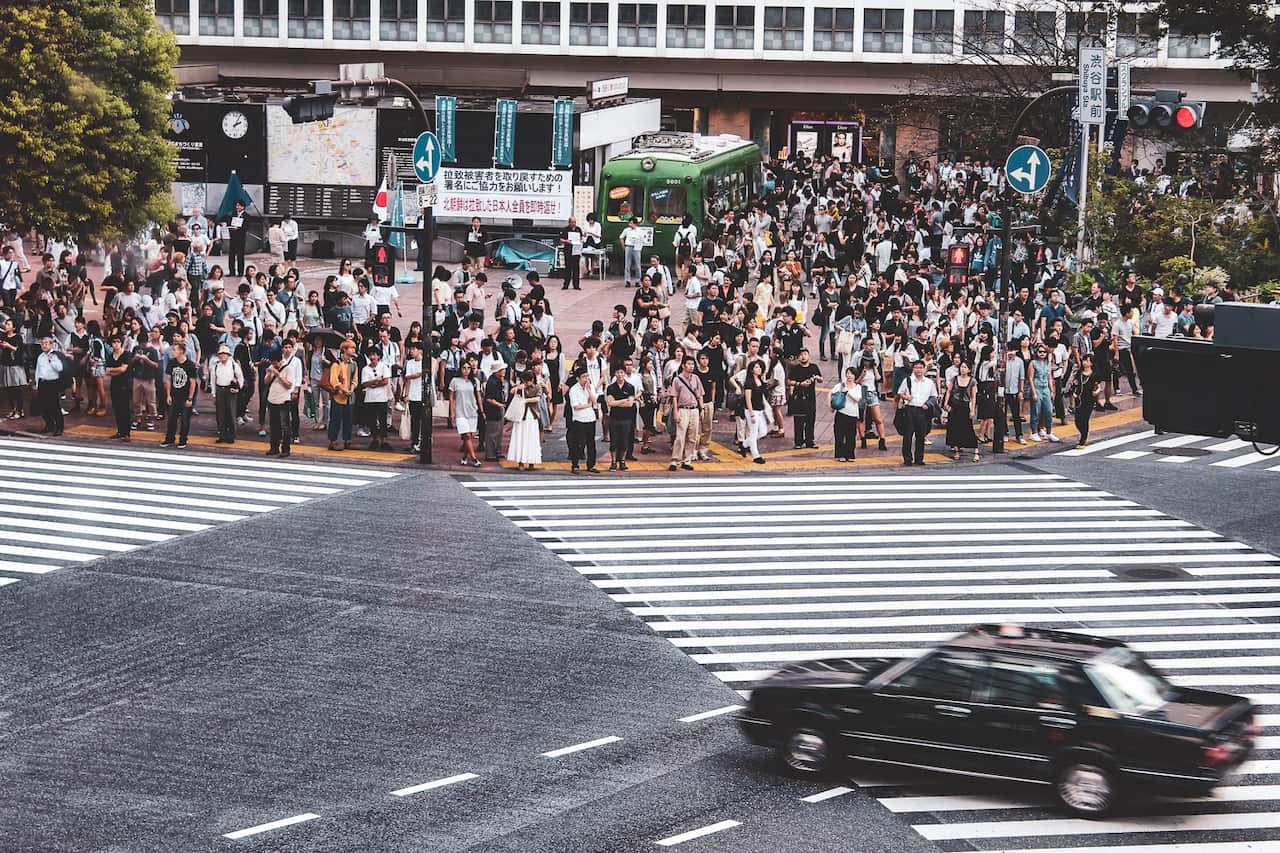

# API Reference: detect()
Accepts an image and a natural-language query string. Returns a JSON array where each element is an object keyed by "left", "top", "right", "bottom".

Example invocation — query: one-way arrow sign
[
  {"left": 413, "top": 131, "right": 441, "bottom": 183},
  {"left": 1005, "top": 144, "right": 1051, "bottom": 195}
]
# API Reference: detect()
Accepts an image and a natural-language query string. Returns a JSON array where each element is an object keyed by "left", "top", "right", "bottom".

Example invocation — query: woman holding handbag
[
  {"left": 506, "top": 371, "right": 543, "bottom": 471},
  {"left": 831, "top": 366, "right": 864, "bottom": 462}
]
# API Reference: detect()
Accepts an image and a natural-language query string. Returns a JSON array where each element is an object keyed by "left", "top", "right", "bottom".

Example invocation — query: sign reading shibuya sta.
[{"left": 437, "top": 168, "right": 572, "bottom": 222}]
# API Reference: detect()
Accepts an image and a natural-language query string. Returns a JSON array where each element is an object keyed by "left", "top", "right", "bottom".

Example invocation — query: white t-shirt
[
  {"left": 371, "top": 283, "right": 398, "bottom": 307},
  {"left": 361, "top": 361, "right": 392, "bottom": 402},
  {"left": 404, "top": 357, "right": 424, "bottom": 401},
  {"left": 897, "top": 375, "right": 938, "bottom": 406},
  {"left": 266, "top": 356, "right": 303, "bottom": 405},
  {"left": 352, "top": 292, "right": 377, "bottom": 325},
  {"left": 622, "top": 227, "right": 647, "bottom": 249}
]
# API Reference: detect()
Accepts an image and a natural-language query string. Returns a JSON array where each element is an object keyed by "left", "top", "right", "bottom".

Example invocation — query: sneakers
[
  {"left": 176, "top": 441, "right": 187, "bottom": 448},
  {"left": 1046, "top": 433, "right": 1062, "bottom": 443},
  {"left": 160, "top": 440, "right": 173, "bottom": 447},
  {"left": 1015, "top": 436, "right": 1028, "bottom": 445},
  {"left": 1028, "top": 432, "right": 1042, "bottom": 442}
]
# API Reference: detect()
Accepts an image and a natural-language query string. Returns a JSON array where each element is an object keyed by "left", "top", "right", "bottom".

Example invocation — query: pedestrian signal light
[
  {"left": 370, "top": 242, "right": 394, "bottom": 287},
  {"left": 948, "top": 246, "right": 969, "bottom": 268}
]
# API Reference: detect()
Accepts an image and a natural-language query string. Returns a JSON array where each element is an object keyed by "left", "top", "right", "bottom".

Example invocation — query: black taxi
[{"left": 737, "top": 625, "right": 1256, "bottom": 817}]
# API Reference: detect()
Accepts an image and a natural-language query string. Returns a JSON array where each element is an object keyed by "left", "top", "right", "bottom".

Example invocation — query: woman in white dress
[{"left": 507, "top": 372, "right": 544, "bottom": 470}]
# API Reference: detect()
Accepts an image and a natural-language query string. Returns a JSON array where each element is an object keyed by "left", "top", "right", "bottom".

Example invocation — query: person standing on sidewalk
[
  {"left": 211, "top": 343, "right": 243, "bottom": 444},
  {"left": 106, "top": 337, "right": 135, "bottom": 442},
  {"left": 786, "top": 349, "right": 821, "bottom": 449},
  {"left": 32, "top": 337, "right": 65, "bottom": 436},
  {"left": 560, "top": 217, "right": 583, "bottom": 291},
  {"left": 264, "top": 346, "right": 301, "bottom": 457},
  {"left": 566, "top": 369, "right": 600, "bottom": 473},
  {"left": 326, "top": 341, "right": 357, "bottom": 450},
  {"left": 896, "top": 360, "right": 937, "bottom": 466},
  {"left": 606, "top": 366, "right": 637, "bottom": 471},
  {"left": 831, "top": 366, "right": 863, "bottom": 462},
  {"left": 621, "top": 219, "right": 645, "bottom": 288},
  {"left": 1003, "top": 347, "right": 1027, "bottom": 445},
  {"left": 160, "top": 342, "right": 197, "bottom": 448},
  {"left": 482, "top": 361, "right": 509, "bottom": 461},
  {"left": 666, "top": 356, "right": 703, "bottom": 471},
  {"left": 404, "top": 340, "right": 427, "bottom": 455}
]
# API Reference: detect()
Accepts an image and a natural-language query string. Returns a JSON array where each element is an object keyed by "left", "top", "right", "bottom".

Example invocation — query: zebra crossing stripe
[
  {"left": 0, "top": 439, "right": 391, "bottom": 589},
  {"left": 471, "top": 471, "right": 1280, "bottom": 851}
]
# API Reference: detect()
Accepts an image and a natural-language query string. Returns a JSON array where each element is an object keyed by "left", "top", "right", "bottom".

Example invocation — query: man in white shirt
[
  {"left": 264, "top": 342, "right": 302, "bottom": 457},
  {"left": 403, "top": 340, "right": 426, "bottom": 453},
  {"left": 646, "top": 255, "right": 674, "bottom": 296},
  {"left": 1148, "top": 298, "right": 1178, "bottom": 338},
  {"left": 620, "top": 219, "right": 646, "bottom": 288},
  {"left": 371, "top": 279, "right": 400, "bottom": 319},
  {"left": 280, "top": 213, "right": 300, "bottom": 263},
  {"left": 351, "top": 279, "right": 378, "bottom": 327},
  {"left": 896, "top": 359, "right": 938, "bottom": 466},
  {"left": 360, "top": 348, "right": 394, "bottom": 450},
  {"left": 566, "top": 369, "right": 600, "bottom": 473}
]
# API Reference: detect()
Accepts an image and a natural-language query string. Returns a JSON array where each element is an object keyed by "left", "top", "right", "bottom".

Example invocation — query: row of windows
[{"left": 155, "top": 0, "right": 1216, "bottom": 58}]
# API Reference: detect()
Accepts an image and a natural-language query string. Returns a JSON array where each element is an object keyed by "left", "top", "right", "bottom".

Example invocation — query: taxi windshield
[{"left": 1085, "top": 648, "right": 1172, "bottom": 714}]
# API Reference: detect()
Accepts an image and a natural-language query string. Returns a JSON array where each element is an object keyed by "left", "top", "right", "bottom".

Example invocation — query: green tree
[
  {"left": 1159, "top": 0, "right": 1279, "bottom": 104},
  {"left": 0, "top": 0, "right": 177, "bottom": 242}
]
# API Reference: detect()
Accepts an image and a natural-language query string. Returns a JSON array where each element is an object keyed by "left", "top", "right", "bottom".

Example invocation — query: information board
[{"left": 265, "top": 183, "right": 377, "bottom": 220}]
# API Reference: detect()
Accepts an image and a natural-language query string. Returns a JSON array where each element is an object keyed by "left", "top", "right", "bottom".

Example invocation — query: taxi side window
[
  {"left": 985, "top": 661, "right": 1067, "bottom": 710},
  {"left": 882, "top": 653, "right": 983, "bottom": 702}
]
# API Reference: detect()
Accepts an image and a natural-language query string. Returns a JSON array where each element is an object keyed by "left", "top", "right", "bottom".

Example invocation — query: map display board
[{"left": 266, "top": 106, "right": 376, "bottom": 186}]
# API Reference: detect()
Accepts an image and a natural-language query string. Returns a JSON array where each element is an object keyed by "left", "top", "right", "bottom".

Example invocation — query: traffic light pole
[
  {"left": 995, "top": 85, "right": 1076, "bottom": 454},
  {"left": 334, "top": 76, "right": 437, "bottom": 465}
]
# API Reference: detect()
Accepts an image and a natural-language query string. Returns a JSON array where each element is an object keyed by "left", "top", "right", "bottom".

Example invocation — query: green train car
[{"left": 598, "top": 132, "right": 762, "bottom": 261}]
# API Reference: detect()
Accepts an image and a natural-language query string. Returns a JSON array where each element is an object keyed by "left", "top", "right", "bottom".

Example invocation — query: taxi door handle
[
  {"left": 935, "top": 704, "right": 971, "bottom": 718},
  {"left": 1039, "top": 715, "right": 1077, "bottom": 729}
]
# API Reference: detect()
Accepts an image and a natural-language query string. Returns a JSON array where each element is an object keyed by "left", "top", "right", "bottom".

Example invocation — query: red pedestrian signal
[{"left": 949, "top": 246, "right": 970, "bottom": 268}]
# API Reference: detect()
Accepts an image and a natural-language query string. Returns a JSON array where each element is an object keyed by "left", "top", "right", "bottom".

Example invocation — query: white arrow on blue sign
[
  {"left": 413, "top": 131, "right": 441, "bottom": 183},
  {"left": 1005, "top": 144, "right": 1051, "bottom": 195}
]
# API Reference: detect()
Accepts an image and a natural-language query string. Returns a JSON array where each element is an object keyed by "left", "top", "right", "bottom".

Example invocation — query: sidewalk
[{"left": 9, "top": 247, "right": 1147, "bottom": 472}]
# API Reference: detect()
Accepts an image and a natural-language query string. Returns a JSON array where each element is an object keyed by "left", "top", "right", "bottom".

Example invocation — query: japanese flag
[{"left": 372, "top": 175, "right": 389, "bottom": 222}]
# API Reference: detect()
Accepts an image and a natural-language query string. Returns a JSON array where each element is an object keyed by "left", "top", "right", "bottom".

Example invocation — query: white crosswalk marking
[
  {"left": 1066, "top": 430, "right": 1280, "bottom": 471},
  {"left": 467, "top": 471, "right": 1280, "bottom": 852},
  {"left": 0, "top": 438, "right": 394, "bottom": 590}
]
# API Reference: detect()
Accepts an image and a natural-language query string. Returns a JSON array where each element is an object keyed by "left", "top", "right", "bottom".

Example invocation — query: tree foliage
[
  {"left": 0, "top": 0, "right": 178, "bottom": 241},
  {"left": 1159, "top": 0, "right": 1280, "bottom": 104}
]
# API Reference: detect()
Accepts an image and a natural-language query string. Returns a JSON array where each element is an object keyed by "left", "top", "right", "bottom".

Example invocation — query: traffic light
[
  {"left": 282, "top": 81, "right": 339, "bottom": 124},
  {"left": 945, "top": 244, "right": 970, "bottom": 291},
  {"left": 370, "top": 242, "right": 395, "bottom": 288},
  {"left": 1127, "top": 89, "right": 1205, "bottom": 131}
]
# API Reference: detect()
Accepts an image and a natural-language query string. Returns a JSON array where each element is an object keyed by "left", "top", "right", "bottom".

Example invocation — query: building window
[
  {"left": 380, "top": 0, "right": 416, "bottom": 39},
  {"left": 570, "top": 2, "right": 608, "bottom": 46},
  {"left": 1167, "top": 24, "right": 1212, "bottom": 58},
  {"left": 1065, "top": 11, "right": 1106, "bottom": 50},
  {"left": 863, "top": 9, "right": 903, "bottom": 53},
  {"left": 666, "top": 4, "right": 705, "bottom": 48},
  {"left": 763, "top": 7, "right": 803, "bottom": 50},
  {"left": 197, "top": 0, "right": 233, "bottom": 35},
  {"left": 618, "top": 3, "right": 656, "bottom": 47},
  {"left": 1117, "top": 12, "right": 1160, "bottom": 58},
  {"left": 912, "top": 9, "right": 952, "bottom": 54},
  {"left": 522, "top": 0, "right": 561, "bottom": 44},
  {"left": 715, "top": 5, "right": 754, "bottom": 50},
  {"left": 963, "top": 9, "right": 1005, "bottom": 55},
  {"left": 1013, "top": 10, "right": 1054, "bottom": 54},
  {"left": 474, "top": 0, "right": 512, "bottom": 42},
  {"left": 813, "top": 7, "right": 854, "bottom": 51},
  {"left": 287, "top": 0, "right": 323, "bottom": 37},
  {"left": 425, "top": 0, "right": 464, "bottom": 41},
  {"left": 243, "top": 0, "right": 279, "bottom": 36},
  {"left": 332, "top": 0, "right": 370, "bottom": 39},
  {"left": 155, "top": 0, "right": 190, "bottom": 34}
]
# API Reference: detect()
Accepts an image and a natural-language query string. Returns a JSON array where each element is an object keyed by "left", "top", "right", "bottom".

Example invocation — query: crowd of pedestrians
[{"left": 0, "top": 151, "right": 1236, "bottom": 467}]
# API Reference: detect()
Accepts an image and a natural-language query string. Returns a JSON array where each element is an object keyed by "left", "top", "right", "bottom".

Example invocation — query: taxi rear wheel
[
  {"left": 779, "top": 725, "right": 838, "bottom": 777},
  {"left": 1054, "top": 760, "right": 1118, "bottom": 818}
]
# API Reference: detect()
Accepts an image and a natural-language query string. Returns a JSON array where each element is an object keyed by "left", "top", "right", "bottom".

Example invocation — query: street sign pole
[{"left": 420, "top": 204, "right": 433, "bottom": 465}]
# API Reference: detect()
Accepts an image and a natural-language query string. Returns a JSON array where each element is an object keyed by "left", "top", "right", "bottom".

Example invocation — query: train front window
[
  {"left": 606, "top": 185, "right": 642, "bottom": 222},
  {"left": 648, "top": 185, "right": 686, "bottom": 224}
]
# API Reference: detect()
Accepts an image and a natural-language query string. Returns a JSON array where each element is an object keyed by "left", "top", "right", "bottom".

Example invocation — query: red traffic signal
[
  {"left": 947, "top": 245, "right": 970, "bottom": 269},
  {"left": 1175, "top": 103, "right": 1204, "bottom": 129}
]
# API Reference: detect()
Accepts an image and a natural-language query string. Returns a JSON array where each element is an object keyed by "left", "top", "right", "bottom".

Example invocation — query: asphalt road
[{"left": 0, "top": 460, "right": 934, "bottom": 853}]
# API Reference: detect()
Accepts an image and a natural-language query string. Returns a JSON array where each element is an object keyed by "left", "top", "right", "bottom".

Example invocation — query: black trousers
[
  {"left": 792, "top": 412, "right": 815, "bottom": 447},
  {"left": 164, "top": 401, "right": 191, "bottom": 443},
  {"left": 834, "top": 411, "right": 858, "bottom": 459},
  {"left": 269, "top": 401, "right": 292, "bottom": 453},
  {"left": 35, "top": 381, "right": 62, "bottom": 433},
  {"left": 1075, "top": 401, "right": 1096, "bottom": 444},
  {"left": 228, "top": 236, "right": 246, "bottom": 275},
  {"left": 902, "top": 406, "right": 930, "bottom": 464},
  {"left": 111, "top": 383, "right": 132, "bottom": 436},
  {"left": 1116, "top": 348, "right": 1140, "bottom": 394},
  {"left": 1005, "top": 392, "right": 1023, "bottom": 438},
  {"left": 215, "top": 386, "right": 236, "bottom": 441},
  {"left": 237, "top": 376, "right": 254, "bottom": 419},
  {"left": 608, "top": 417, "right": 632, "bottom": 460},
  {"left": 562, "top": 254, "right": 580, "bottom": 290},
  {"left": 568, "top": 419, "right": 596, "bottom": 468},
  {"left": 367, "top": 401, "right": 388, "bottom": 439},
  {"left": 409, "top": 401, "right": 424, "bottom": 447}
]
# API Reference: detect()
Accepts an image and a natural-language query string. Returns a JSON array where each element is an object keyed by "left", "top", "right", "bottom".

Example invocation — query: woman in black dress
[
  {"left": 543, "top": 334, "right": 565, "bottom": 431},
  {"left": 1091, "top": 323, "right": 1117, "bottom": 410},
  {"left": 1074, "top": 354, "right": 1102, "bottom": 448},
  {"left": 944, "top": 360, "right": 980, "bottom": 462}
]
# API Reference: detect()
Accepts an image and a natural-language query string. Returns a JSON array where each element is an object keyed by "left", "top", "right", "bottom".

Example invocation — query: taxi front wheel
[
  {"left": 778, "top": 725, "right": 839, "bottom": 778},
  {"left": 1054, "top": 760, "right": 1118, "bottom": 818}
]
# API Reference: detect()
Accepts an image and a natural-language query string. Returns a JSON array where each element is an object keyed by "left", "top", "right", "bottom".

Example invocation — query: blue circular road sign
[
  {"left": 1005, "top": 144, "right": 1051, "bottom": 195},
  {"left": 413, "top": 131, "right": 442, "bottom": 183}
]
